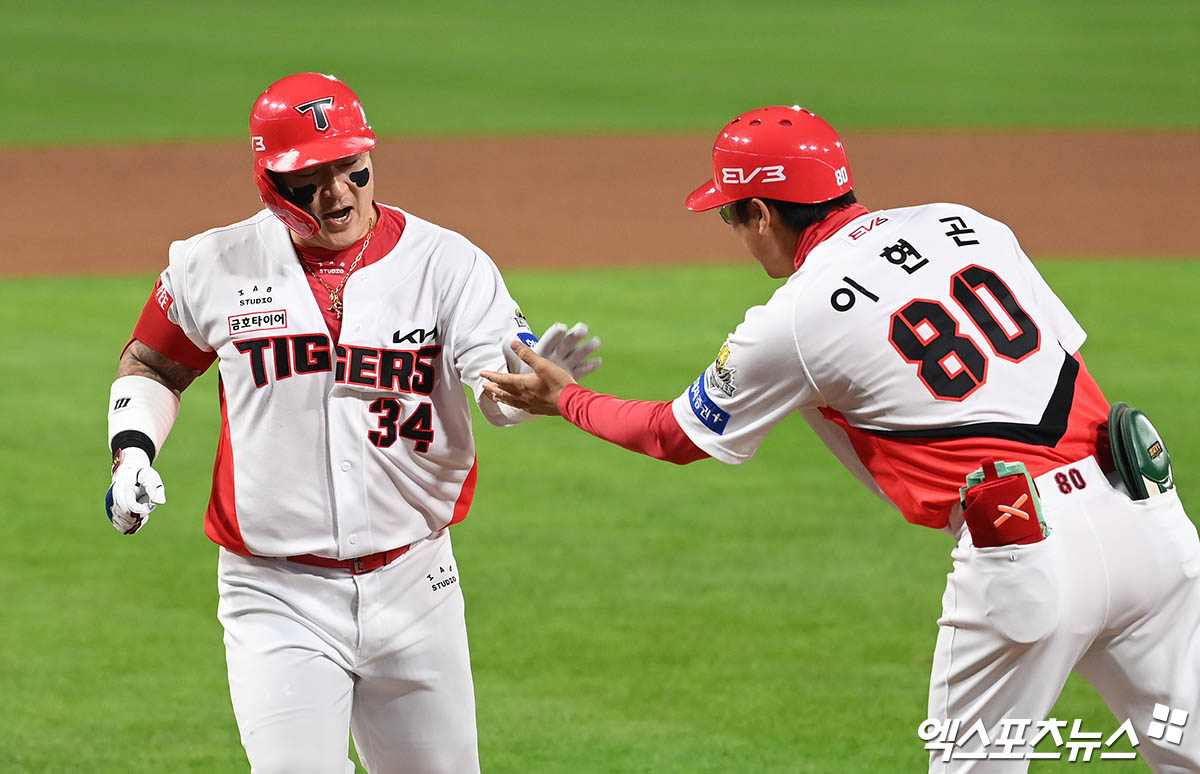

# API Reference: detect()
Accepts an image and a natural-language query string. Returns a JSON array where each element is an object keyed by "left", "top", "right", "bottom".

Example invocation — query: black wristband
[{"left": 110, "top": 430, "right": 157, "bottom": 462}]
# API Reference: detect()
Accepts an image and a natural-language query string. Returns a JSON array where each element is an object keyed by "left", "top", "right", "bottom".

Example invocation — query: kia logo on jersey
[
  {"left": 394, "top": 326, "right": 439, "bottom": 344},
  {"left": 295, "top": 97, "right": 335, "bottom": 131},
  {"left": 720, "top": 165, "right": 786, "bottom": 185}
]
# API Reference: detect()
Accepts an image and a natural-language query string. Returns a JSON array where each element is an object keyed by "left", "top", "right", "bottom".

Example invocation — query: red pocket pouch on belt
[{"left": 959, "top": 458, "right": 1048, "bottom": 548}]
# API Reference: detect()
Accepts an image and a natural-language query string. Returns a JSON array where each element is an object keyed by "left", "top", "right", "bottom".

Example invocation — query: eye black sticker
[
  {"left": 285, "top": 184, "right": 316, "bottom": 207},
  {"left": 349, "top": 168, "right": 370, "bottom": 188}
]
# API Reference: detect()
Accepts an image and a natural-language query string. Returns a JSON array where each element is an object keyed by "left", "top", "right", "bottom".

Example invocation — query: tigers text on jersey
[
  {"left": 158, "top": 206, "right": 530, "bottom": 558},
  {"left": 672, "top": 203, "right": 1109, "bottom": 529}
]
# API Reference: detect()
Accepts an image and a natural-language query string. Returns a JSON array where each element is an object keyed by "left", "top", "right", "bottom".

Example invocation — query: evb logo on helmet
[{"left": 721, "top": 165, "right": 786, "bottom": 185}]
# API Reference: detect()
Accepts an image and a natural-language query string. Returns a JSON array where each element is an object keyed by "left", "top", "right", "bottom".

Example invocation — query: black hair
[{"left": 731, "top": 190, "right": 857, "bottom": 233}]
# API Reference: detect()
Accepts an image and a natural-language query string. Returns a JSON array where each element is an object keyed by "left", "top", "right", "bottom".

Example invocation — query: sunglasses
[{"left": 718, "top": 203, "right": 736, "bottom": 225}]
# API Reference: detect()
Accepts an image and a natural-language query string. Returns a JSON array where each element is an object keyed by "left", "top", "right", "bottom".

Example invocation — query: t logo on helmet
[
  {"left": 295, "top": 97, "right": 335, "bottom": 131},
  {"left": 720, "top": 165, "right": 787, "bottom": 185}
]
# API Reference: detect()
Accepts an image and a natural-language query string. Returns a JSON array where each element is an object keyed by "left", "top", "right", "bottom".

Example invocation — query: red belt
[{"left": 286, "top": 545, "right": 412, "bottom": 575}]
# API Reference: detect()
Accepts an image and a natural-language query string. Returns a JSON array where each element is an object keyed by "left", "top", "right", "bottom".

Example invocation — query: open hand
[
  {"left": 504, "top": 322, "right": 602, "bottom": 380},
  {"left": 482, "top": 340, "right": 577, "bottom": 416}
]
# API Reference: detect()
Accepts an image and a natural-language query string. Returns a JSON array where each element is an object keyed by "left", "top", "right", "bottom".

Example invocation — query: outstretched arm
[
  {"left": 482, "top": 341, "right": 708, "bottom": 465},
  {"left": 481, "top": 340, "right": 577, "bottom": 416}
]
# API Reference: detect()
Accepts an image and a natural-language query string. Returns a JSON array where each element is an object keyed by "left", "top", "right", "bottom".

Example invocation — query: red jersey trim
[
  {"left": 793, "top": 204, "right": 871, "bottom": 270},
  {"left": 449, "top": 457, "right": 479, "bottom": 525},
  {"left": 819, "top": 353, "right": 1110, "bottom": 529},
  {"left": 127, "top": 278, "right": 217, "bottom": 372},
  {"left": 204, "top": 379, "right": 250, "bottom": 555}
]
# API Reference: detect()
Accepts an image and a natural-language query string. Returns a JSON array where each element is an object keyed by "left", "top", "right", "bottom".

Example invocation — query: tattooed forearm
[{"left": 118, "top": 340, "right": 205, "bottom": 394}]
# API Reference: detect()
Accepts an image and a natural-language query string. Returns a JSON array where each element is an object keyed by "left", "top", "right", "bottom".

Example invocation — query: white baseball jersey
[
  {"left": 672, "top": 203, "right": 1107, "bottom": 529},
  {"left": 662, "top": 202, "right": 1200, "bottom": 772},
  {"left": 156, "top": 205, "right": 530, "bottom": 558}
]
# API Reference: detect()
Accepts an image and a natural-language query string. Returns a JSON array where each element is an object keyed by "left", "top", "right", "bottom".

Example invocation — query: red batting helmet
[
  {"left": 685, "top": 106, "right": 853, "bottom": 211},
  {"left": 249, "top": 73, "right": 377, "bottom": 238}
]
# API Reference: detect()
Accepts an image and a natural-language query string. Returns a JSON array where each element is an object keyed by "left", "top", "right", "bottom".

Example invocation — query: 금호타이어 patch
[{"left": 228, "top": 310, "right": 288, "bottom": 336}]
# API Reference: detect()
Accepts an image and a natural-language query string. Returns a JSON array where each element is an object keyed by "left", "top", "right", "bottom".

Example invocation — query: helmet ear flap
[{"left": 255, "top": 168, "right": 320, "bottom": 239}]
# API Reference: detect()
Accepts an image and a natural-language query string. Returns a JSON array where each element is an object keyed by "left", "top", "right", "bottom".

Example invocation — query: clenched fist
[{"left": 105, "top": 447, "right": 166, "bottom": 535}]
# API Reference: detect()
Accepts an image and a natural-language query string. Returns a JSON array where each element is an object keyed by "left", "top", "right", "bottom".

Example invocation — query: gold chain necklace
[{"left": 301, "top": 219, "right": 375, "bottom": 319}]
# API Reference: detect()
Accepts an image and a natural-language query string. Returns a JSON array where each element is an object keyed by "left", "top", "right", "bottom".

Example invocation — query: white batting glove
[
  {"left": 505, "top": 322, "right": 602, "bottom": 379},
  {"left": 105, "top": 447, "right": 166, "bottom": 535}
]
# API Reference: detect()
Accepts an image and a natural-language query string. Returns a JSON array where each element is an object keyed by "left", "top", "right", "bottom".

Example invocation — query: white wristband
[{"left": 108, "top": 375, "right": 180, "bottom": 461}]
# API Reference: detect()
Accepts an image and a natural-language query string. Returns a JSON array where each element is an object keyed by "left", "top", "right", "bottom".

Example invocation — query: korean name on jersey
[{"left": 672, "top": 204, "right": 1088, "bottom": 525}]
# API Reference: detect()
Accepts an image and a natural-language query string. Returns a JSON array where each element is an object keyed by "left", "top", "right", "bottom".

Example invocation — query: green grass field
[
  {"left": 2, "top": 0, "right": 1197, "bottom": 144},
  {"left": 3, "top": 0, "right": 1197, "bottom": 770},
  {"left": 1, "top": 260, "right": 1196, "bottom": 772}
]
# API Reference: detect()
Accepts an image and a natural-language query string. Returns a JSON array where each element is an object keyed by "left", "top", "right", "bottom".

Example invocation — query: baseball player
[
  {"left": 102, "top": 72, "right": 599, "bottom": 774},
  {"left": 482, "top": 106, "right": 1200, "bottom": 773}
]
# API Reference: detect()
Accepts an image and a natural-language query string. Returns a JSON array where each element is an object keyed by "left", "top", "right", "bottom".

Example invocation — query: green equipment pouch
[{"left": 1108, "top": 402, "right": 1175, "bottom": 500}]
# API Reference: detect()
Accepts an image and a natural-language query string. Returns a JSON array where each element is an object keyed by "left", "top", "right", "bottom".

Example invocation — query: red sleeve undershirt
[
  {"left": 126, "top": 279, "right": 217, "bottom": 372},
  {"left": 557, "top": 383, "right": 709, "bottom": 465}
]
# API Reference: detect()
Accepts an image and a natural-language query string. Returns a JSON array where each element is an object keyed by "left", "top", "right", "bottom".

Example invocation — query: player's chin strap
[{"left": 108, "top": 375, "right": 180, "bottom": 460}]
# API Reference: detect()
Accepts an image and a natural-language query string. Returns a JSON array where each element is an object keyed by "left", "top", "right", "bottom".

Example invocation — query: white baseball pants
[
  {"left": 928, "top": 456, "right": 1200, "bottom": 773},
  {"left": 216, "top": 529, "right": 479, "bottom": 774}
]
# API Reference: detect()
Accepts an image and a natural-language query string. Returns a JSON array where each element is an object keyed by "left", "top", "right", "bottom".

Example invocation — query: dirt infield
[{"left": 4, "top": 131, "right": 1197, "bottom": 277}]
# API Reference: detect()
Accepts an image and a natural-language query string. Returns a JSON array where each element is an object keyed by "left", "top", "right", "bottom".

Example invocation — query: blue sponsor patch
[
  {"left": 687, "top": 375, "right": 731, "bottom": 435},
  {"left": 516, "top": 332, "right": 539, "bottom": 347}
]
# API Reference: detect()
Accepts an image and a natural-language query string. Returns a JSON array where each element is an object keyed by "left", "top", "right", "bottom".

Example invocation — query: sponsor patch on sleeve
[
  {"left": 516, "top": 331, "right": 538, "bottom": 347},
  {"left": 153, "top": 278, "right": 173, "bottom": 313},
  {"left": 687, "top": 374, "right": 731, "bottom": 435},
  {"left": 707, "top": 341, "right": 738, "bottom": 397}
]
